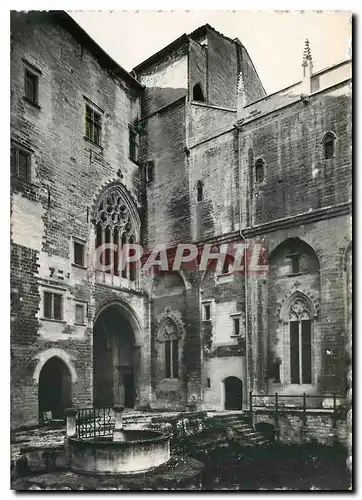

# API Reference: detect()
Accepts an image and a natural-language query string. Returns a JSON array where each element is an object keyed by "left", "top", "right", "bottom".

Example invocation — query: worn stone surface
[{"left": 10, "top": 11, "right": 351, "bottom": 428}]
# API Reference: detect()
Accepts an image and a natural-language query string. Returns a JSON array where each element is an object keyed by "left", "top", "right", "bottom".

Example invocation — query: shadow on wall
[{"left": 142, "top": 87, "right": 187, "bottom": 116}]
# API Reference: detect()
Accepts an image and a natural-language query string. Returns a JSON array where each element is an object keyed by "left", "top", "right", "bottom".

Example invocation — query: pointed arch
[
  {"left": 32, "top": 348, "right": 77, "bottom": 384},
  {"left": 278, "top": 289, "right": 319, "bottom": 323},
  {"left": 92, "top": 182, "right": 140, "bottom": 240},
  {"left": 192, "top": 83, "right": 205, "bottom": 102},
  {"left": 268, "top": 237, "right": 320, "bottom": 276}
]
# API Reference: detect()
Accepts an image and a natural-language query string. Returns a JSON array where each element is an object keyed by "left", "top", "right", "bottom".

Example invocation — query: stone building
[{"left": 10, "top": 11, "right": 352, "bottom": 428}]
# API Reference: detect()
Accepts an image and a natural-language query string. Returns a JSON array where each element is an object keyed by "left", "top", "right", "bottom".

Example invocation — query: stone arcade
[{"left": 10, "top": 11, "right": 351, "bottom": 429}]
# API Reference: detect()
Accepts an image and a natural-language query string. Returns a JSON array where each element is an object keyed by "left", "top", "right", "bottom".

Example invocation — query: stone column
[
  {"left": 65, "top": 408, "right": 77, "bottom": 438},
  {"left": 113, "top": 405, "right": 126, "bottom": 442}
]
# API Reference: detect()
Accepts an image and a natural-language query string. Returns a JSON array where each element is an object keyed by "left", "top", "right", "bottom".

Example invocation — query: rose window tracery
[{"left": 94, "top": 187, "right": 138, "bottom": 281}]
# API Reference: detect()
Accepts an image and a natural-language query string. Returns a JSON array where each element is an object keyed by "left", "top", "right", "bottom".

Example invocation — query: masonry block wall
[
  {"left": 188, "top": 39, "right": 207, "bottom": 101},
  {"left": 189, "top": 26, "right": 265, "bottom": 108},
  {"left": 241, "top": 84, "right": 351, "bottom": 226},
  {"left": 201, "top": 269, "right": 247, "bottom": 408},
  {"left": 10, "top": 11, "right": 144, "bottom": 427},
  {"left": 10, "top": 13, "right": 352, "bottom": 423},
  {"left": 253, "top": 410, "right": 349, "bottom": 447},
  {"left": 140, "top": 101, "right": 190, "bottom": 247},
  {"left": 134, "top": 45, "right": 188, "bottom": 117},
  {"left": 189, "top": 130, "right": 239, "bottom": 241},
  {"left": 244, "top": 215, "right": 351, "bottom": 398}
]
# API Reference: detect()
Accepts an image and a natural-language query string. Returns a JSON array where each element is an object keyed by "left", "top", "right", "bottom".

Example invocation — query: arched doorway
[
  {"left": 224, "top": 376, "right": 243, "bottom": 410},
  {"left": 38, "top": 357, "right": 72, "bottom": 421},
  {"left": 93, "top": 304, "right": 137, "bottom": 409}
]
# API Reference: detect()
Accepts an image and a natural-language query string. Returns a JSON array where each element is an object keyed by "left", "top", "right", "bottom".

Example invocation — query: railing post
[
  {"left": 65, "top": 408, "right": 77, "bottom": 438},
  {"left": 333, "top": 394, "right": 337, "bottom": 429},
  {"left": 303, "top": 393, "right": 307, "bottom": 426},
  {"left": 275, "top": 393, "right": 279, "bottom": 441},
  {"left": 113, "top": 405, "right": 125, "bottom": 442},
  {"left": 249, "top": 390, "right": 253, "bottom": 428}
]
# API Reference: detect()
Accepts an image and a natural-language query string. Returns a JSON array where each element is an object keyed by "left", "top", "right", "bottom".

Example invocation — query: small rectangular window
[
  {"left": 289, "top": 254, "right": 300, "bottom": 274},
  {"left": 73, "top": 241, "right": 85, "bottom": 267},
  {"left": 233, "top": 317, "right": 240, "bottom": 336},
  {"left": 43, "top": 291, "right": 63, "bottom": 320},
  {"left": 129, "top": 127, "right": 139, "bottom": 163},
  {"left": 75, "top": 303, "right": 86, "bottom": 325},
  {"left": 85, "top": 104, "right": 102, "bottom": 145},
  {"left": 11, "top": 145, "right": 31, "bottom": 182},
  {"left": 203, "top": 303, "right": 211, "bottom": 321},
  {"left": 24, "top": 69, "right": 39, "bottom": 104},
  {"left": 206, "top": 377, "right": 211, "bottom": 388}
]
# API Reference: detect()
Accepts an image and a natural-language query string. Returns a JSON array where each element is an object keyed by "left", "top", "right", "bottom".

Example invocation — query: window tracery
[{"left": 94, "top": 186, "right": 138, "bottom": 282}]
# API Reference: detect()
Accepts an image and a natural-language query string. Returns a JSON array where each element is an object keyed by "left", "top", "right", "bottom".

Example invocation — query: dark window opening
[
  {"left": 193, "top": 83, "right": 205, "bottom": 102},
  {"left": 197, "top": 181, "right": 203, "bottom": 202},
  {"left": 207, "top": 377, "right": 211, "bottom": 388},
  {"left": 286, "top": 253, "right": 300, "bottom": 274},
  {"left": 274, "top": 360, "right": 281, "bottom": 383},
  {"left": 204, "top": 304, "right": 211, "bottom": 321},
  {"left": 129, "top": 127, "right": 139, "bottom": 163},
  {"left": 73, "top": 241, "right": 85, "bottom": 267},
  {"left": 255, "top": 159, "right": 265, "bottom": 183},
  {"left": 290, "top": 319, "right": 312, "bottom": 384},
  {"left": 104, "top": 226, "right": 111, "bottom": 274},
  {"left": 129, "top": 236, "right": 136, "bottom": 281},
  {"left": 85, "top": 104, "right": 101, "bottom": 145},
  {"left": 11, "top": 145, "right": 31, "bottom": 182},
  {"left": 233, "top": 317, "right": 240, "bottom": 336},
  {"left": 165, "top": 339, "right": 178, "bottom": 379},
  {"left": 222, "top": 256, "right": 232, "bottom": 275},
  {"left": 24, "top": 69, "right": 39, "bottom": 104},
  {"left": 121, "top": 233, "right": 127, "bottom": 279},
  {"left": 146, "top": 162, "right": 154, "bottom": 183},
  {"left": 44, "top": 292, "right": 63, "bottom": 320},
  {"left": 323, "top": 133, "right": 335, "bottom": 159}
]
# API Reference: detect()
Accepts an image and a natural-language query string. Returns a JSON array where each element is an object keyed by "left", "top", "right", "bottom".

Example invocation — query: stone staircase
[{"left": 212, "top": 413, "right": 269, "bottom": 447}]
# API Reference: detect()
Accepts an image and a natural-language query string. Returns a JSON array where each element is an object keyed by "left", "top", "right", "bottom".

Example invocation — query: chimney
[
  {"left": 301, "top": 38, "right": 313, "bottom": 96},
  {"left": 236, "top": 71, "right": 247, "bottom": 124}
]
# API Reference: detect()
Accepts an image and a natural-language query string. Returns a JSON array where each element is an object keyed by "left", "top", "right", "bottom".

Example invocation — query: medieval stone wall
[{"left": 10, "top": 11, "right": 144, "bottom": 427}]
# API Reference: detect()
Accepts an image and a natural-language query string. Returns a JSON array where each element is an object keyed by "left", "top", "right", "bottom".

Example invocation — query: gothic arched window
[
  {"left": 94, "top": 186, "right": 139, "bottom": 282},
  {"left": 289, "top": 297, "right": 312, "bottom": 384}
]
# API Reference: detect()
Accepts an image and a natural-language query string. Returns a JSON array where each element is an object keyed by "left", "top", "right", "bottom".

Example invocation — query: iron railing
[
  {"left": 248, "top": 391, "right": 348, "bottom": 428},
  {"left": 76, "top": 407, "right": 114, "bottom": 439}
]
